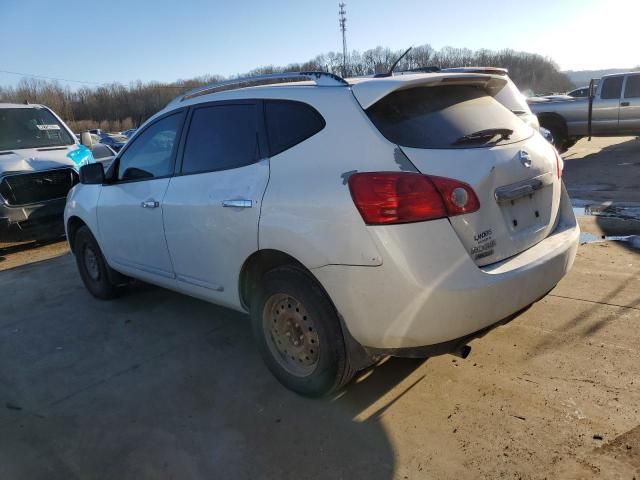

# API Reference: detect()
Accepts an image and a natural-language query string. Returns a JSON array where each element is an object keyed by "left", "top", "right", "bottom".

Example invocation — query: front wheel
[
  {"left": 73, "top": 226, "right": 126, "bottom": 300},
  {"left": 250, "top": 265, "right": 355, "bottom": 397}
]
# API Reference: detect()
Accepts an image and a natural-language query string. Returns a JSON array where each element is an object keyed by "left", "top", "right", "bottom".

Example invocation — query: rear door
[
  {"left": 592, "top": 76, "right": 624, "bottom": 134},
  {"left": 619, "top": 74, "right": 640, "bottom": 133},
  {"left": 162, "top": 101, "right": 269, "bottom": 308},
  {"left": 364, "top": 81, "right": 561, "bottom": 266}
]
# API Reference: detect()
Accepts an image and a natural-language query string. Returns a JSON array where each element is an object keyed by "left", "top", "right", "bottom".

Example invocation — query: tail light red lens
[
  {"left": 554, "top": 149, "right": 564, "bottom": 178},
  {"left": 348, "top": 172, "right": 480, "bottom": 225}
]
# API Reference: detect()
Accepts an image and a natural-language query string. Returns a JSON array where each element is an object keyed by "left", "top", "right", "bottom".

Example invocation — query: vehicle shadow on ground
[
  {"left": 563, "top": 137, "right": 640, "bottom": 204},
  {"left": 0, "top": 237, "right": 64, "bottom": 264},
  {"left": 0, "top": 257, "right": 432, "bottom": 480},
  {"left": 530, "top": 271, "right": 640, "bottom": 356}
]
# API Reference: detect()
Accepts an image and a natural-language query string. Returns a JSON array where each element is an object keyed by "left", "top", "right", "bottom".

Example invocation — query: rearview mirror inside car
[
  {"left": 80, "top": 131, "right": 93, "bottom": 148},
  {"left": 79, "top": 163, "right": 105, "bottom": 185}
]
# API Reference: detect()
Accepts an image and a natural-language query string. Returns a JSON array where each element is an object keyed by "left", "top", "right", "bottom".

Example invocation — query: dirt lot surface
[{"left": 1, "top": 137, "right": 639, "bottom": 479}]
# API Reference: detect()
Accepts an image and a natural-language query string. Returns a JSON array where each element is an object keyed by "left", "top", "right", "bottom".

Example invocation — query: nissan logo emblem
[{"left": 519, "top": 150, "right": 532, "bottom": 168}]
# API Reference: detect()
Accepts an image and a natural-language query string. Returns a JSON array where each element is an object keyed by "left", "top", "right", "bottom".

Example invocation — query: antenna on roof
[{"left": 375, "top": 46, "right": 413, "bottom": 78}]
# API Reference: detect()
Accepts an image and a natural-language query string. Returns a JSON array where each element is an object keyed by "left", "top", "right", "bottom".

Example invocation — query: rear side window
[
  {"left": 265, "top": 100, "right": 325, "bottom": 156},
  {"left": 182, "top": 104, "right": 259, "bottom": 174},
  {"left": 366, "top": 85, "right": 531, "bottom": 149},
  {"left": 624, "top": 75, "right": 640, "bottom": 98},
  {"left": 600, "top": 77, "right": 624, "bottom": 99}
]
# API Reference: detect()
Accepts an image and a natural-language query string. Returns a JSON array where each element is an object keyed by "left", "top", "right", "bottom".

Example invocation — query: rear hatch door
[{"left": 358, "top": 74, "right": 562, "bottom": 266}]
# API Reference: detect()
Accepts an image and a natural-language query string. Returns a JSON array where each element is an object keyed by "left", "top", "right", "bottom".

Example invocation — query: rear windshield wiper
[{"left": 452, "top": 128, "right": 514, "bottom": 146}]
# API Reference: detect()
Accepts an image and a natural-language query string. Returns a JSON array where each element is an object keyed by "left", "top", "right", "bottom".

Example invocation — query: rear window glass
[
  {"left": 494, "top": 80, "right": 531, "bottom": 114},
  {"left": 265, "top": 100, "right": 325, "bottom": 156},
  {"left": 366, "top": 85, "right": 532, "bottom": 149},
  {"left": 0, "top": 107, "right": 74, "bottom": 151},
  {"left": 182, "top": 104, "right": 259, "bottom": 174}
]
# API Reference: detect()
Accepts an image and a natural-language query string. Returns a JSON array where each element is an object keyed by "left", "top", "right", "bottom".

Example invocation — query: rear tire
[
  {"left": 250, "top": 265, "right": 355, "bottom": 397},
  {"left": 73, "top": 226, "right": 125, "bottom": 300}
]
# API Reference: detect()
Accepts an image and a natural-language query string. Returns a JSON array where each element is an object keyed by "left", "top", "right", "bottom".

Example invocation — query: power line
[
  {"left": 0, "top": 69, "right": 104, "bottom": 85},
  {"left": 0, "top": 69, "right": 210, "bottom": 89},
  {"left": 338, "top": 3, "right": 347, "bottom": 77}
]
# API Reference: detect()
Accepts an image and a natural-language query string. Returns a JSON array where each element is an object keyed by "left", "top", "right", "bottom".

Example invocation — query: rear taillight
[
  {"left": 555, "top": 149, "right": 564, "bottom": 178},
  {"left": 348, "top": 172, "right": 479, "bottom": 225}
]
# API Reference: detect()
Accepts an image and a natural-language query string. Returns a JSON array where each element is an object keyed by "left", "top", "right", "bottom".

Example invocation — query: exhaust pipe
[{"left": 451, "top": 344, "right": 471, "bottom": 359}]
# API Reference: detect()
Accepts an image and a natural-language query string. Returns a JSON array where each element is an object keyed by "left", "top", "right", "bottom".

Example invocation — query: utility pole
[{"left": 338, "top": 3, "right": 347, "bottom": 77}]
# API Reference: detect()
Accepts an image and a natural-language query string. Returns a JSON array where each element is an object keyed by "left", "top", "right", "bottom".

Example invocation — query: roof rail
[{"left": 167, "top": 71, "right": 348, "bottom": 106}]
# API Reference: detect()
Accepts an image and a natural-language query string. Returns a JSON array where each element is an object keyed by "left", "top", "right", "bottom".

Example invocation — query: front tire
[
  {"left": 73, "top": 226, "right": 125, "bottom": 300},
  {"left": 250, "top": 265, "right": 355, "bottom": 397}
]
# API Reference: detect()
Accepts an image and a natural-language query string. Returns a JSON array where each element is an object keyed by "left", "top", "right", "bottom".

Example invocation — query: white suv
[{"left": 65, "top": 71, "right": 579, "bottom": 396}]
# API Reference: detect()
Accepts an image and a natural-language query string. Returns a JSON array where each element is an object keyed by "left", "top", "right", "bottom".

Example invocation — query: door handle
[
  {"left": 222, "top": 199, "right": 252, "bottom": 208},
  {"left": 621, "top": 102, "right": 630, "bottom": 107},
  {"left": 141, "top": 200, "right": 159, "bottom": 208}
]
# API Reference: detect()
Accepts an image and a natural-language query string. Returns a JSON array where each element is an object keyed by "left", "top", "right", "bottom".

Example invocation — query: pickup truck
[
  {"left": 528, "top": 71, "right": 640, "bottom": 151},
  {"left": 0, "top": 103, "right": 95, "bottom": 244}
]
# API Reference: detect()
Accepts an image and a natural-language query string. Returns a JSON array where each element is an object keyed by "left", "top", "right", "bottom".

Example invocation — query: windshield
[
  {"left": 366, "top": 84, "right": 532, "bottom": 149},
  {"left": 0, "top": 107, "right": 74, "bottom": 151}
]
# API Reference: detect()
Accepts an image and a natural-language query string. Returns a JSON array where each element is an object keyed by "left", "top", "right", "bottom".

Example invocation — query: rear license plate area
[{"left": 502, "top": 192, "right": 547, "bottom": 233}]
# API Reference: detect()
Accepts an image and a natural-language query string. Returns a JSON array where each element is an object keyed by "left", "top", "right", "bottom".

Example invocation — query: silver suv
[{"left": 65, "top": 71, "right": 579, "bottom": 396}]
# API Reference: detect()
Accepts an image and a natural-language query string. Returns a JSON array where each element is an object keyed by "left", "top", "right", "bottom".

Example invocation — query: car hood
[{"left": 0, "top": 144, "right": 94, "bottom": 175}]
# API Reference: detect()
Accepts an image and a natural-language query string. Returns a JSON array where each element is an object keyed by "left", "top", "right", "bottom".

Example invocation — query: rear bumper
[
  {"left": 0, "top": 199, "right": 66, "bottom": 241},
  {"left": 313, "top": 184, "right": 579, "bottom": 350}
]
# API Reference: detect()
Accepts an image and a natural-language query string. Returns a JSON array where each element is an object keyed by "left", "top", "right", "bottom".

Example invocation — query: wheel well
[
  {"left": 66, "top": 216, "right": 87, "bottom": 253},
  {"left": 239, "top": 249, "right": 307, "bottom": 310},
  {"left": 537, "top": 113, "right": 567, "bottom": 136}
]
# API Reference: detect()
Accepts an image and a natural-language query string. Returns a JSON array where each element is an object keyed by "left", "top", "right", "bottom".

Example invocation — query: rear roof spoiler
[{"left": 350, "top": 73, "right": 508, "bottom": 109}]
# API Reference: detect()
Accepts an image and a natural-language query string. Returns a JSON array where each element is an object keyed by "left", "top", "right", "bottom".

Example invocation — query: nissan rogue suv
[{"left": 65, "top": 71, "right": 579, "bottom": 396}]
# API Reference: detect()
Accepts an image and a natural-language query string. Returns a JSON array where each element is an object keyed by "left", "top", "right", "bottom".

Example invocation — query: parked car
[
  {"left": 99, "top": 134, "right": 128, "bottom": 152},
  {"left": 121, "top": 128, "right": 137, "bottom": 138},
  {"left": 0, "top": 103, "right": 95, "bottom": 242},
  {"left": 528, "top": 72, "right": 640, "bottom": 151},
  {"left": 65, "top": 71, "right": 579, "bottom": 396}
]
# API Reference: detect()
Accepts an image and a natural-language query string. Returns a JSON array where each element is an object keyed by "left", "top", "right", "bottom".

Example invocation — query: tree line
[{"left": 0, "top": 44, "right": 574, "bottom": 132}]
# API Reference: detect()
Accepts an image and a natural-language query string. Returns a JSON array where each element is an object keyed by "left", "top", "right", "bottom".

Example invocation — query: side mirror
[
  {"left": 80, "top": 131, "right": 93, "bottom": 148},
  {"left": 79, "top": 163, "right": 105, "bottom": 185}
]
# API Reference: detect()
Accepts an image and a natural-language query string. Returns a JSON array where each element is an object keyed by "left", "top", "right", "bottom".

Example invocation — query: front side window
[
  {"left": 181, "top": 104, "right": 259, "bottom": 174},
  {"left": 117, "top": 112, "right": 184, "bottom": 181},
  {"left": 600, "top": 77, "right": 624, "bottom": 99},
  {"left": 624, "top": 75, "right": 640, "bottom": 99},
  {"left": 0, "top": 107, "right": 74, "bottom": 151}
]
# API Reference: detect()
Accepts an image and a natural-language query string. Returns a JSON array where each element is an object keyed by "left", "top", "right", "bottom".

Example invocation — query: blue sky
[{"left": 0, "top": 0, "right": 637, "bottom": 87}]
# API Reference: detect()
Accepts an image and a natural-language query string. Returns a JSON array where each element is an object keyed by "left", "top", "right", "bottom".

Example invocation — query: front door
[
  {"left": 163, "top": 102, "right": 269, "bottom": 309},
  {"left": 97, "top": 111, "right": 185, "bottom": 285}
]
